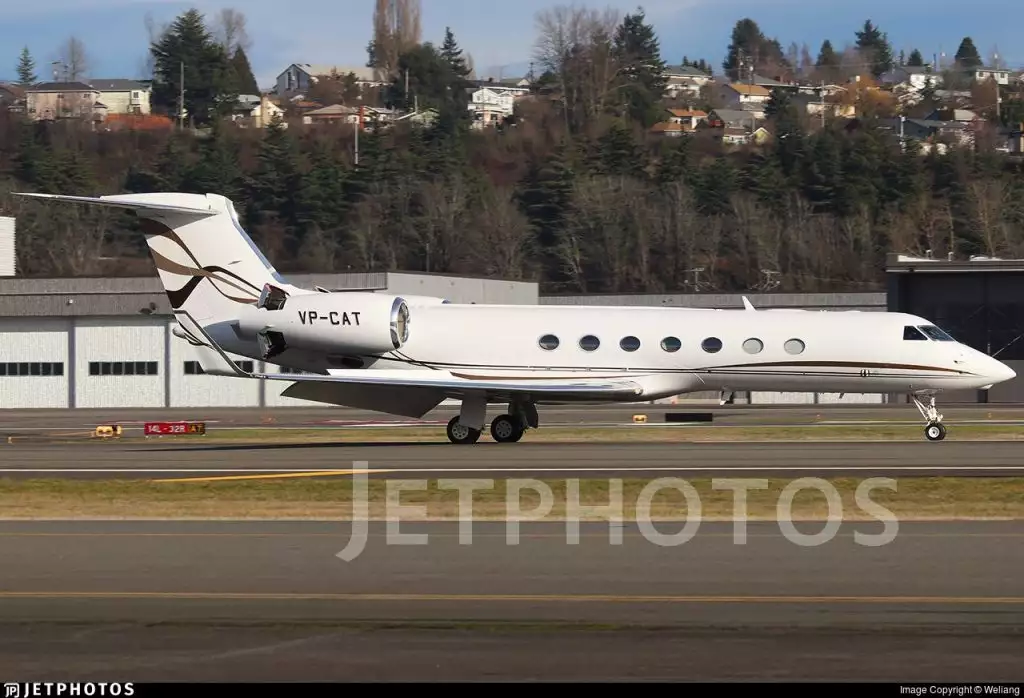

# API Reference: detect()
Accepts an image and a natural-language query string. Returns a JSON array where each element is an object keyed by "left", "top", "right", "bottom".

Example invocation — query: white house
[
  {"left": 88, "top": 79, "right": 151, "bottom": 115},
  {"left": 467, "top": 81, "right": 528, "bottom": 128},
  {"left": 970, "top": 66, "right": 1011, "bottom": 86}
]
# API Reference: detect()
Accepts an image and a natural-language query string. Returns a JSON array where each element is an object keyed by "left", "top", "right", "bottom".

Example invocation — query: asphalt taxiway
[
  {"left": 3, "top": 440, "right": 1024, "bottom": 480},
  {"left": 0, "top": 520, "right": 1022, "bottom": 681}
]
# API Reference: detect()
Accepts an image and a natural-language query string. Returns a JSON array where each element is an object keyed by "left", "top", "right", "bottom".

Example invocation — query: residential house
[
  {"left": 230, "top": 94, "right": 285, "bottom": 127},
  {"left": 0, "top": 83, "right": 25, "bottom": 113},
  {"left": 968, "top": 65, "right": 1010, "bottom": 86},
  {"left": 720, "top": 83, "right": 772, "bottom": 110},
  {"left": 275, "top": 64, "right": 385, "bottom": 97},
  {"left": 888, "top": 116, "right": 973, "bottom": 150},
  {"left": 748, "top": 74, "right": 797, "bottom": 92},
  {"left": 662, "top": 64, "right": 712, "bottom": 98},
  {"left": 649, "top": 121, "right": 688, "bottom": 137},
  {"left": 790, "top": 92, "right": 856, "bottom": 120},
  {"left": 302, "top": 104, "right": 361, "bottom": 124},
  {"left": 301, "top": 103, "right": 392, "bottom": 127},
  {"left": 880, "top": 66, "right": 943, "bottom": 91},
  {"left": 714, "top": 126, "right": 771, "bottom": 146},
  {"left": 665, "top": 108, "right": 707, "bottom": 130},
  {"left": 467, "top": 80, "right": 528, "bottom": 127},
  {"left": 88, "top": 79, "right": 151, "bottom": 115},
  {"left": 25, "top": 82, "right": 102, "bottom": 121},
  {"left": 707, "top": 108, "right": 761, "bottom": 131}
]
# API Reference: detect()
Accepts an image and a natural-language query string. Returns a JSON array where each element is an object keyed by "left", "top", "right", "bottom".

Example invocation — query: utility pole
[
  {"left": 177, "top": 60, "right": 184, "bottom": 130},
  {"left": 819, "top": 80, "right": 825, "bottom": 129}
]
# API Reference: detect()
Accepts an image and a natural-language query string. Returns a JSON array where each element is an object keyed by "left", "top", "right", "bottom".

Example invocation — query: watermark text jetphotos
[{"left": 336, "top": 460, "right": 899, "bottom": 561}]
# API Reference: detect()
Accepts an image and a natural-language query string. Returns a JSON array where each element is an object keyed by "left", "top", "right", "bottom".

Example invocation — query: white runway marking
[{"left": 3, "top": 465, "right": 1024, "bottom": 474}]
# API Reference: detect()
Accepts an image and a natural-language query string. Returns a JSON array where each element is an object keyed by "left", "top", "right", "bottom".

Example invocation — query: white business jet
[{"left": 14, "top": 191, "right": 1016, "bottom": 443}]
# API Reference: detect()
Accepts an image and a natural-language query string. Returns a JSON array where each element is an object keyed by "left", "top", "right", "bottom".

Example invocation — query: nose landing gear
[{"left": 912, "top": 394, "right": 946, "bottom": 441}]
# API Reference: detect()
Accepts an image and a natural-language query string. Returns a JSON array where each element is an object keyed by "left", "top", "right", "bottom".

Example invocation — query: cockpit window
[
  {"left": 903, "top": 326, "right": 927, "bottom": 340},
  {"left": 918, "top": 325, "right": 955, "bottom": 341}
]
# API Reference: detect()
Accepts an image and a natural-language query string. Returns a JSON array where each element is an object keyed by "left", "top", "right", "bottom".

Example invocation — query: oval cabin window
[
  {"left": 784, "top": 338, "right": 805, "bottom": 355},
  {"left": 538, "top": 334, "right": 559, "bottom": 350},
  {"left": 579, "top": 335, "right": 600, "bottom": 351},
  {"left": 660, "top": 337, "right": 681, "bottom": 352},
  {"left": 701, "top": 337, "right": 723, "bottom": 353},
  {"left": 742, "top": 338, "right": 763, "bottom": 354},
  {"left": 619, "top": 336, "right": 640, "bottom": 352}
]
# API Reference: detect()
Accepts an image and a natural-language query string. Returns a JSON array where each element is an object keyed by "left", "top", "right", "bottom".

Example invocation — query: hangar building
[{"left": 0, "top": 272, "right": 537, "bottom": 409}]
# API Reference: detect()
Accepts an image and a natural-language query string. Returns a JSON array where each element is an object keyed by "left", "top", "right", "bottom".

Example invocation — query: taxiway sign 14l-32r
[{"left": 14, "top": 191, "right": 1016, "bottom": 443}]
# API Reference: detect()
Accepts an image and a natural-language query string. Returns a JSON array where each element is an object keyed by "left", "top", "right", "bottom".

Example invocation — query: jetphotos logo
[{"left": 335, "top": 461, "right": 900, "bottom": 561}]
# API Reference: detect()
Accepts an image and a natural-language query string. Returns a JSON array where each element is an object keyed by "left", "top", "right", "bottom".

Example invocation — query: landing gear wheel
[
  {"left": 490, "top": 414, "right": 524, "bottom": 443},
  {"left": 925, "top": 423, "right": 946, "bottom": 441},
  {"left": 911, "top": 394, "right": 946, "bottom": 442},
  {"left": 447, "top": 416, "right": 480, "bottom": 444}
]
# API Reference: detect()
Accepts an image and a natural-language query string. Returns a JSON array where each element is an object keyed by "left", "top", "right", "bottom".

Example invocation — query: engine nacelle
[{"left": 237, "top": 291, "right": 410, "bottom": 359}]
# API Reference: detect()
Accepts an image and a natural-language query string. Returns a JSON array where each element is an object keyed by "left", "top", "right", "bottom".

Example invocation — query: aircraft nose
[{"left": 989, "top": 358, "right": 1016, "bottom": 383}]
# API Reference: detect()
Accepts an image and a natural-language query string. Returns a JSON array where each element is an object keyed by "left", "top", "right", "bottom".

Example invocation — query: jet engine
[{"left": 237, "top": 285, "right": 410, "bottom": 360}]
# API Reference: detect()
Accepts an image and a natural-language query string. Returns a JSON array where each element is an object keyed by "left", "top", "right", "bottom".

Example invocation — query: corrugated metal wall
[
  {"left": 0, "top": 217, "right": 14, "bottom": 277},
  {"left": 0, "top": 318, "right": 69, "bottom": 407}
]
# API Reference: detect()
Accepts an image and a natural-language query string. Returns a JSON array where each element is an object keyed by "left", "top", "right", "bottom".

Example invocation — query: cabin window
[
  {"left": 660, "top": 336, "right": 681, "bottom": 352},
  {"left": 904, "top": 326, "right": 927, "bottom": 340},
  {"left": 784, "top": 338, "right": 805, "bottom": 355},
  {"left": 538, "top": 334, "right": 559, "bottom": 350},
  {"left": 619, "top": 336, "right": 640, "bottom": 352},
  {"left": 579, "top": 335, "right": 600, "bottom": 351},
  {"left": 701, "top": 337, "right": 722, "bottom": 353},
  {"left": 742, "top": 338, "right": 763, "bottom": 354},
  {"left": 918, "top": 325, "right": 955, "bottom": 341}
]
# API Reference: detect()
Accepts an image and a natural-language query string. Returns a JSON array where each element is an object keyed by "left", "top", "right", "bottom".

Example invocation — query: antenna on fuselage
[{"left": 741, "top": 296, "right": 755, "bottom": 311}]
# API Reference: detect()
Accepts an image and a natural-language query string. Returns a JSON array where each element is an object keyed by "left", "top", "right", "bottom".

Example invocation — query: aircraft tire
[
  {"left": 924, "top": 423, "right": 946, "bottom": 441},
  {"left": 447, "top": 416, "right": 481, "bottom": 444},
  {"left": 490, "top": 414, "right": 524, "bottom": 443}
]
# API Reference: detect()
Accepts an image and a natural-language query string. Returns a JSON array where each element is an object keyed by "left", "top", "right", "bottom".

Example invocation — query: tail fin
[{"left": 13, "top": 191, "right": 287, "bottom": 323}]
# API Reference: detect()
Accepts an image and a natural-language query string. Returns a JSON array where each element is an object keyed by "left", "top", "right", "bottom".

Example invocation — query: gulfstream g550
[{"left": 14, "top": 191, "right": 1015, "bottom": 443}]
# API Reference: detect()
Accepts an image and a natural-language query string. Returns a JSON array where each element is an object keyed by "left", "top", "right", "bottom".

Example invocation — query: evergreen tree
[
  {"left": 612, "top": 8, "right": 668, "bottom": 127},
  {"left": 907, "top": 49, "right": 925, "bottom": 67},
  {"left": 723, "top": 19, "right": 764, "bottom": 81},
  {"left": 230, "top": 47, "right": 260, "bottom": 95},
  {"left": 16, "top": 47, "right": 36, "bottom": 86},
  {"left": 439, "top": 27, "right": 470, "bottom": 78},
  {"left": 854, "top": 20, "right": 893, "bottom": 78},
  {"left": 149, "top": 9, "right": 237, "bottom": 126},
  {"left": 954, "top": 37, "right": 982, "bottom": 68}
]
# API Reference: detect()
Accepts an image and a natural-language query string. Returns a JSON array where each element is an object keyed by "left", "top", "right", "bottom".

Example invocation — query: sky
[{"left": 2, "top": 0, "right": 1021, "bottom": 89}]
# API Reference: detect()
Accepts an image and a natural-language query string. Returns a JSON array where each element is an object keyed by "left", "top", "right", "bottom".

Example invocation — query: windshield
[{"left": 918, "top": 325, "right": 955, "bottom": 341}]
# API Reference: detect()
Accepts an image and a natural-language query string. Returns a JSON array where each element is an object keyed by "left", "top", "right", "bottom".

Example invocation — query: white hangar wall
[{"left": 0, "top": 318, "right": 70, "bottom": 408}]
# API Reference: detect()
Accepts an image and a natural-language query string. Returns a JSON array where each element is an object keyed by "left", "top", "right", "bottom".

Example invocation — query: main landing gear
[
  {"left": 445, "top": 399, "right": 538, "bottom": 444},
  {"left": 911, "top": 393, "right": 946, "bottom": 441}
]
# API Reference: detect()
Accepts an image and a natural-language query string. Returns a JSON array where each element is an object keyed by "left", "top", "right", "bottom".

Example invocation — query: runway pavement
[
  {"left": 4, "top": 402, "right": 1024, "bottom": 431},
  {"left": 4, "top": 440, "right": 1024, "bottom": 480},
  {"left": 0, "top": 520, "right": 1022, "bottom": 681}
]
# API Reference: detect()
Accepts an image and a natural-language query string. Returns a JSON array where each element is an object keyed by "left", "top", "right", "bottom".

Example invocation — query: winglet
[
  {"left": 173, "top": 310, "right": 253, "bottom": 378},
  {"left": 741, "top": 296, "right": 755, "bottom": 311}
]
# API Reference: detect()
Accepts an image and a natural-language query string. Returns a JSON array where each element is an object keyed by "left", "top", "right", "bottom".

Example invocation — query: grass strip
[{"left": 1, "top": 476, "right": 1021, "bottom": 520}]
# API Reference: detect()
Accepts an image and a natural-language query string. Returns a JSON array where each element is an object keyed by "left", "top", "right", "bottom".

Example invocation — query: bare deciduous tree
[
  {"left": 56, "top": 36, "right": 88, "bottom": 82},
  {"left": 371, "top": 0, "right": 422, "bottom": 82},
  {"left": 213, "top": 8, "right": 252, "bottom": 55},
  {"left": 532, "top": 4, "right": 621, "bottom": 133}
]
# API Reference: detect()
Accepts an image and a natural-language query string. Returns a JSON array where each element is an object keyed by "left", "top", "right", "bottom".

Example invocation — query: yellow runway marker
[
  {"left": 152, "top": 469, "right": 394, "bottom": 483},
  {"left": 0, "top": 591, "right": 1023, "bottom": 605}
]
